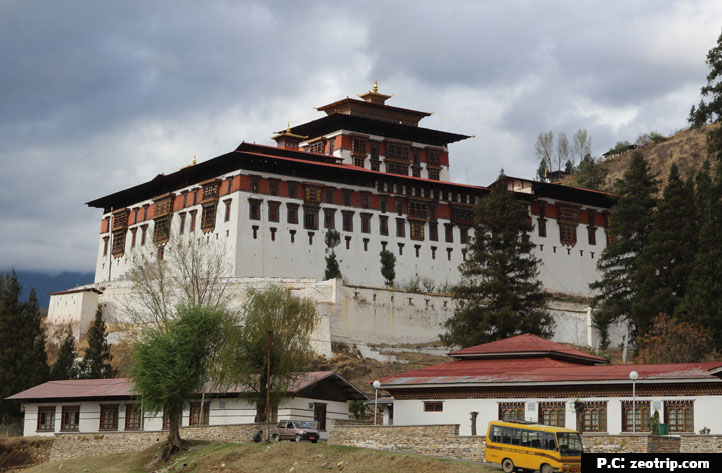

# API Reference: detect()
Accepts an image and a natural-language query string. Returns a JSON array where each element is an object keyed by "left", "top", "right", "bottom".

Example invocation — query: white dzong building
[{"left": 47, "top": 85, "right": 626, "bottom": 352}]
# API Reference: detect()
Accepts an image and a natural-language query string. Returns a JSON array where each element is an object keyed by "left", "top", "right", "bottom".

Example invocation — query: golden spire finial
[
  {"left": 287, "top": 122, "right": 291, "bottom": 133},
  {"left": 373, "top": 80, "right": 379, "bottom": 93},
  {"left": 192, "top": 154, "right": 197, "bottom": 165}
]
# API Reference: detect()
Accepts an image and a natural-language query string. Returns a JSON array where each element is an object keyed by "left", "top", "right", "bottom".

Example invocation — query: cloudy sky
[{"left": 2, "top": 0, "right": 721, "bottom": 274}]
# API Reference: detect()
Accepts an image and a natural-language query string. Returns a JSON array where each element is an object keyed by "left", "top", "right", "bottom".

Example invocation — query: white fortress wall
[{"left": 49, "top": 276, "right": 625, "bottom": 359}]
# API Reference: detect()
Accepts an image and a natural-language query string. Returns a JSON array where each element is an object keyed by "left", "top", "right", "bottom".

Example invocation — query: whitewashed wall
[
  {"left": 49, "top": 278, "right": 627, "bottom": 356},
  {"left": 391, "top": 395, "right": 722, "bottom": 436},
  {"left": 23, "top": 396, "right": 351, "bottom": 439},
  {"left": 46, "top": 290, "right": 100, "bottom": 340}
]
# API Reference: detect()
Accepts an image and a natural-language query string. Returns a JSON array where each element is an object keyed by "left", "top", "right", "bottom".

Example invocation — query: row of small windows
[
  {"left": 309, "top": 137, "right": 443, "bottom": 179},
  {"left": 104, "top": 201, "right": 232, "bottom": 258},
  {"left": 496, "top": 400, "right": 694, "bottom": 433},
  {"left": 248, "top": 199, "right": 469, "bottom": 243},
  {"left": 249, "top": 224, "right": 463, "bottom": 260},
  {"left": 36, "top": 402, "right": 211, "bottom": 433}
]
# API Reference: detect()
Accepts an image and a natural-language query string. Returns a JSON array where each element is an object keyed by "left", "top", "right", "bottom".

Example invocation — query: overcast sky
[{"left": 1, "top": 0, "right": 720, "bottom": 274}]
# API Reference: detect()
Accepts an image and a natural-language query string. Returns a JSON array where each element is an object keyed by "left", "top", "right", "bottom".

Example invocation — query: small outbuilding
[
  {"left": 376, "top": 334, "right": 722, "bottom": 435},
  {"left": 6, "top": 371, "right": 367, "bottom": 440}
]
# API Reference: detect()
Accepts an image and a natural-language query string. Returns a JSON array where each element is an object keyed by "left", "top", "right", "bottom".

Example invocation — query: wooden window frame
[
  {"left": 60, "top": 405, "right": 80, "bottom": 432},
  {"left": 342, "top": 211, "right": 354, "bottom": 232},
  {"left": 287, "top": 203, "right": 299, "bottom": 224},
  {"left": 498, "top": 402, "right": 524, "bottom": 421},
  {"left": 268, "top": 201, "right": 280, "bottom": 223},
  {"left": 200, "top": 203, "right": 216, "bottom": 233},
  {"left": 99, "top": 404, "right": 119, "bottom": 431},
  {"left": 410, "top": 222, "right": 424, "bottom": 241},
  {"left": 538, "top": 402, "right": 565, "bottom": 427},
  {"left": 581, "top": 401, "right": 607, "bottom": 433},
  {"left": 380, "top": 215, "right": 389, "bottom": 236},
  {"left": 424, "top": 401, "right": 443, "bottom": 412},
  {"left": 37, "top": 406, "right": 55, "bottom": 432},
  {"left": 665, "top": 400, "right": 694, "bottom": 433},
  {"left": 189, "top": 401, "right": 210, "bottom": 427},
  {"left": 621, "top": 401, "right": 650, "bottom": 432},
  {"left": 360, "top": 213, "right": 372, "bottom": 234},
  {"left": 249, "top": 199, "right": 261, "bottom": 221},
  {"left": 323, "top": 208, "right": 336, "bottom": 229},
  {"left": 125, "top": 404, "right": 142, "bottom": 431}
]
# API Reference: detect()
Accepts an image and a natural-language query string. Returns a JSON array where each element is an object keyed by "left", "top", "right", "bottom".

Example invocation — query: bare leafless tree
[{"left": 124, "top": 236, "right": 232, "bottom": 335}]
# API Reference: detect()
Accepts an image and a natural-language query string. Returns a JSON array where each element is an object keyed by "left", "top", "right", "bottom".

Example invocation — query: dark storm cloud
[{"left": 1, "top": 0, "right": 721, "bottom": 273}]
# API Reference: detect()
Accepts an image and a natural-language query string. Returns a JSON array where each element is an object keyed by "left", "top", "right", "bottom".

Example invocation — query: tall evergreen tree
[
  {"left": 441, "top": 173, "right": 551, "bottom": 348},
  {"left": 324, "top": 229, "right": 342, "bottom": 280},
  {"left": 571, "top": 153, "right": 608, "bottom": 191},
  {"left": 633, "top": 165, "right": 697, "bottom": 335},
  {"left": 689, "top": 28, "right": 722, "bottom": 161},
  {"left": 78, "top": 305, "right": 116, "bottom": 379},
  {"left": 590, "top": 152, "right": 657, "bottom": 348},
  {"left": 676, "top": 164, "right": 722, "bottom": 349},
  {"left": 50, "top": 329, "right": 79, "bottom": 380},
  {"left": 380, "top": 249, "right": 396, "bottom": 287},
  {"left": 0, "top": 272, "right": 49, "bottom": 423}
]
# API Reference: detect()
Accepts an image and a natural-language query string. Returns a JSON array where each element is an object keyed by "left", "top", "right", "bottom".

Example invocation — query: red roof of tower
[{"left": 449, "top": 334, "right": 608, "bottom": 365}]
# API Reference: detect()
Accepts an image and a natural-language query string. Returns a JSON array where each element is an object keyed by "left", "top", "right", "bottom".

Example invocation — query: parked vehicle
[
  {"left": 484, "top": 420, "right": 582, "bottom": 473},
  {"left": 271, "top": 420, "right": 320, "bottom": 443}
]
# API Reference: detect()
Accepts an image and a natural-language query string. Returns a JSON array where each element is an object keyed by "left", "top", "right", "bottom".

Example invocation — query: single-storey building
[
  {"left": 7, "top": 371, "right": 366, "bottom": 440},
  {"left": 376, "top": 334, "right": 722, "bottom": 436}
]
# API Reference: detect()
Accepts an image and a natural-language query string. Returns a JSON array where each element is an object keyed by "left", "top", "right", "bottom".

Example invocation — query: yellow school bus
[{"left": 484, "top": 420, "right": 582, "bottom": 473}]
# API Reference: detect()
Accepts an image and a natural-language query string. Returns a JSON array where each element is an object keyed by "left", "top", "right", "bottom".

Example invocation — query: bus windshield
[{"left": 557, "top": 432, "right": 583, "bottom": 456}]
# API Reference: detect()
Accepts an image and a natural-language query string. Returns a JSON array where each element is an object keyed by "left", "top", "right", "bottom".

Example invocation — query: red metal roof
[
  {"left": 449, "top": 334, "right": 608, "bottom": 364},
  {"left": 6, "top": 378, "right": 134, "bottom": 400},
  {"left": 6, "top": 372, "right": 367, "bottom": 401},
  {"left": 378, "top": 357, "right": 722, "bottom": 388}
]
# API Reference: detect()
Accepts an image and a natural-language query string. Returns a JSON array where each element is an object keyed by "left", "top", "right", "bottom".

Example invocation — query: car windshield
[
  {"left": 295, "top": 421, "right": 311, "bottom": 429},
  {"left": 557, "top": 433, "right": 583, "bottom": 455}
]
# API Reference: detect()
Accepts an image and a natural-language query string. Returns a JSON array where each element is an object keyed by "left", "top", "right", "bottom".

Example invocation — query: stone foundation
[
  {"left": 680, "top": 434, "right": 722, "bottom": 453},
  {"left": 582, "top": 434, "right": 680, "bottom": 453},
  {"left": 328, "top": 424, "right": 485, "bottom": 462},
  {"left": 49, "top": 423, "right": 267, "bottom": 462}
]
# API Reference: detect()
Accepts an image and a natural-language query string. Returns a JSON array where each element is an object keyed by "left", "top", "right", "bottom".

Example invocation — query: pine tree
[
  {"left": 441, "top": 173, "right": 552, "bottom": 348},
  {"left": 590, "top": 152, "right": 658, "bottom": 347},
  {"left": 633, "top": 165, "right": 697, "bottom": 335},
  {"left": 324, "top": 229, "right": 342, "bottom": 280},
  {"left": 379, "top": 249, "right": 396, "bottom": 287},
  {"left": 78, "top": 305, "right": 116, "bottom": 379},
  {"left": 689, "top": 28, "right": 722, "bottom": 161},
  {"left": 0, "top": 272, "right": 49, "bottom": 423},
  {"left": 571, "top": 153, "right": 608, "bottom": 191},
  {"left": 50, "top": 329, "right": 79, "bottom": 380},
  {"left": 676, "top": 164, "right": 722, "bottom": 349}
]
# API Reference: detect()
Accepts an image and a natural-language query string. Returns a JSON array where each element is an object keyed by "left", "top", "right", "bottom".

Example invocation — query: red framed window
[
  {"left": 125, "top": 404, "right": 142, "bottom": 431},
  {"left": 61, "top": 406, "right": 80, "bottom": 432},
  {"left": 37, "top": 406, "right": 55, "bottom": 432},
  {"left": 99, "top": 404, "right": 119, "bottom": 431}
]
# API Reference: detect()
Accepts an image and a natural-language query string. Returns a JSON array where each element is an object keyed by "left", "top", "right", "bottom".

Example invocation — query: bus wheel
[
  {"left": 502, "top": 458, "right": 515, "bottom": 473},
  {"left": 540, "top": 464, "right": 553, "bottom": 473}
]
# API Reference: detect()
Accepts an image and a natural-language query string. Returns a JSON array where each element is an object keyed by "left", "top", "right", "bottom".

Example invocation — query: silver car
[{"left": 271, "top": 420, "right": 320, "bottom": 443}]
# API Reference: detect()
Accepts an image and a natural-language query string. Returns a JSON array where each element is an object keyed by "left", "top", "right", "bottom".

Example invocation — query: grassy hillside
[
  {"left": 600, "top": 125, "right": 718, "bottom": 190},
  {"left": 20, "top": 441, "right": 495, "bottom": 473}
]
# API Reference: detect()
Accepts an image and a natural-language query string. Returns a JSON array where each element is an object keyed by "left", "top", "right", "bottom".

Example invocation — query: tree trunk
[{"left": 156, "top": 413, "right": 184, "bottom": 463}]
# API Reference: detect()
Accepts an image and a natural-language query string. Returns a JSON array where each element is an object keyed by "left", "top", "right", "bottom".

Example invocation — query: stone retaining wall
[
  {"left": 328, "top": 424, "right": 485, "bottom": 462},
  {"left": 582, "top": 434, "right": 680, "bottom": 453},
  {"left": 680, "top": 435, "right": 722, "bottom": 453},
  {"left": 49, "top": 423, "right": 267, "bottom": 462}
]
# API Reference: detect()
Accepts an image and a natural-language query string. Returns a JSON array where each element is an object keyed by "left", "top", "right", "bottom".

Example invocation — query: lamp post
[
  {"left": 629, "top": 370, "right": 639, "bottom": 433},
  {"left": 372, "top": 380, "right": 381, "bottom": 426}
]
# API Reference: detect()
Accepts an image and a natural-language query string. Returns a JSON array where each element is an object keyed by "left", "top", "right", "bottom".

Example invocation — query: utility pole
[{"left": 265, "top": 330, "right": 272, "bottom": 441}]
